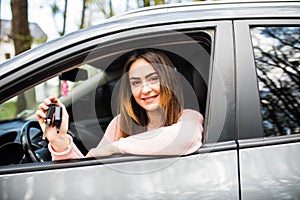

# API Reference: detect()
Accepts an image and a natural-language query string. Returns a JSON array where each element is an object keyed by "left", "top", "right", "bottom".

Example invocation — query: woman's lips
[{"left": 142, "top": 95, "right": 158, "bottom": 103}]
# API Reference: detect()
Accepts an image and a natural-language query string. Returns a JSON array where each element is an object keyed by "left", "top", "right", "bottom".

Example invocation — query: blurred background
[{"left": 0, "top": 0, "right": 210, "bottom": 62}]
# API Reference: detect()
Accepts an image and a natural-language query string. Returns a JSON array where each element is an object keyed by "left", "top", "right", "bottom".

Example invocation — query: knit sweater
[{"left": 48, "top": 109, "right": 204, "bottom": 160}]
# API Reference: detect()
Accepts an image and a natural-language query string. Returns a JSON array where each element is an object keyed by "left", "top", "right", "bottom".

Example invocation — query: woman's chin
[{"left": 144, "top": 103, "right": 160, "bottom": 112}]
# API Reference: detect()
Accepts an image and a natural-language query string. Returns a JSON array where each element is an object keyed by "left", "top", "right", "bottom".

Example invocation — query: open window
[
  {"left": 0, "top": 27, "right": 214, "bottom": 165},
  {"left": 65, "top": 28, "right": 213, "bottom": 155}
]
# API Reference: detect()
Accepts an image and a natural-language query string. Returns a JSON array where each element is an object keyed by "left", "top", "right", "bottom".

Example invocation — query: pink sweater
[{"left": 48, "top": 109, "right": 204, "bottom": 160}]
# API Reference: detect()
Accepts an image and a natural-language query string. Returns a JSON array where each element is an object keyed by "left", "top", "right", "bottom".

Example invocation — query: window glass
[{"left": 251, "top": 26, "right": 300, "bottom": 136}]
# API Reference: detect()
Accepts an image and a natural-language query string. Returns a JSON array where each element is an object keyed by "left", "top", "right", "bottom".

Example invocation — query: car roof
[
  {"left": 112, "top": 0, "right": 300, "bottom": 21},
  {"left": 1, "top": 0, "right": 300, "bottom": 77}
]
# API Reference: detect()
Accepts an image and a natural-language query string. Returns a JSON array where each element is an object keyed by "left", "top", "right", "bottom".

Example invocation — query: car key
[
  {"left": 43, "top": 103, "right": 55, "bottom": 140},
  {"left": 54, "top": 106, "right": 62, "bottom": 133},
  {"left": 45, "top": 103, "right": 56, "bottom": 125},
  {"left": 42, "top": 103, "right": 62, "bottom": 139}
]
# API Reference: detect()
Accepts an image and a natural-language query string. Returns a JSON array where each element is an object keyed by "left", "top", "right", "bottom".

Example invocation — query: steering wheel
[{"left": 20, "top": 120, "right": 51, "bottom": 162}]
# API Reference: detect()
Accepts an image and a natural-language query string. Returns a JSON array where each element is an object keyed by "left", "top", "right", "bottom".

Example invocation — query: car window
[
  {"left": 67, "top": 29, "right": 214, "bottom": 155},
  {"left": 0, "top": 65, "right": 102, "bottom": 122},
  {"left": 250, "top": 26, "right": 300, "bottom": 137},
  {"left": 0, "top": 27, "right": 214, "bottom": 166}
]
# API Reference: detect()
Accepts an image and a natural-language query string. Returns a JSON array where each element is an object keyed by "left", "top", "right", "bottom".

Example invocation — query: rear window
[{"left": 251, "top": 26, "right": 300, "bottom": 137}]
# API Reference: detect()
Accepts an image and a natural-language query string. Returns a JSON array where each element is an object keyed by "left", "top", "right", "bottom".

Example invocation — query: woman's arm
[
  {"left": 49, "top": 115, "right": 121, "bottom": 160},
  {"left": 48, "top": 134, "right": 84, "bottom": 160},
  {"left": 117, "top": 109, "right": 204, "bottom": 155},
  {"left": 36, "top": 96, "right": 84, "bottom": 161},
  {"left": 86, "top": 116, "right": 121, "bottom": 157},
  {"left": 48, "top": 109, "right": 203, "bottom": 159},
  {"left": 38, "top": 96, "right": 121, "bottom": 160}
]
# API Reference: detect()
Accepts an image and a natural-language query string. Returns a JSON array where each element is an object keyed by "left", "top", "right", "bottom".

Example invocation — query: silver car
[{"left": 0, "top": 1, "right": 299, "bottom": 199}]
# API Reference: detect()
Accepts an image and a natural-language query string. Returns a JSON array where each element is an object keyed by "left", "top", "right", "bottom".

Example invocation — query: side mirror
[{"left": 59, "top": 68, "right": 88, "bottom": 82}]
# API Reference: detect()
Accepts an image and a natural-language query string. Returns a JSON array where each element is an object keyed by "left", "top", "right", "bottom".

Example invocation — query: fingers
[
  {"left": 38, "top": 102, "right": 48, "bottom": 112},
  {"left": 44, "top": 96, "right": 57, "bottom": 105},
  {"left": 37, "top": 96, "right": 61, "bottom": 121},
  {"left": 43, "top": 97, "right": 66, "bottom": 112},
  {"left": 38, "top": 96, "right": 56, "bottom": 112},
  {"left": 35, "top": 110, "right": 46, "bottom": 134},
  {"left": 36, "top": 109, "right": 46, "bottom": 120},
  {"left": 35, "top": 96, "right": 70, "bottom": 143}
]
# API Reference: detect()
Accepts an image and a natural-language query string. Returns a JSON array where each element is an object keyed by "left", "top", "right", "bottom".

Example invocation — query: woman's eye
[
  {"left": 131, "top": 81, "right": 141, "bottom": 87},
  {"left": 149, "top": 76, "right": 159, "bottom": 84}
]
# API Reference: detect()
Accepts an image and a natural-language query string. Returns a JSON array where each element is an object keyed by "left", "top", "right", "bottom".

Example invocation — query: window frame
[
  {"left": 234, "top": 19, "right": 300, "bottom": 147},
  {"left": 0, "top": 20, "right": 236, "bottom": 174}
]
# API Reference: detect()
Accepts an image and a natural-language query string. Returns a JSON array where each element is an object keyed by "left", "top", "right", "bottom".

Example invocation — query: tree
[
  {"left": 143, "top": 0, "right": 150, "bottom": 7},
  {"left": 94, "top": 0, "right": 115, "bottom": 18},
  {"left": 51, "top": 0, "right": 68, "bottom": 36},
  {"left": 154, "top": 0, "right": 165, "bottom": 4},
  {"left": 10, "top": 0, "right": 31, "bottom": 55},
  {"left": 80, "top": 0, "right": 88, "bottom": 29},
  {"left": 11, "top": 0, "right": 36, "bottom": 114},
  {"left": 142, "top": 0, "right": 165, "bottom": 6},
  {"left": 252, "top": 27, "right": 300, "bottom": 136}
]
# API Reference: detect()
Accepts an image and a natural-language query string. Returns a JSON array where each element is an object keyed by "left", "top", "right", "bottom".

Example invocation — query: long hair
[{"left": 118, "top": 49, "right": 184, "bottom": 137}]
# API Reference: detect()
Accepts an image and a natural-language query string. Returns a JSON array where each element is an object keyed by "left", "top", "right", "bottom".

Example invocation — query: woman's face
[{"left": 128, "top": 58, "right": 161, "bottom": 112}]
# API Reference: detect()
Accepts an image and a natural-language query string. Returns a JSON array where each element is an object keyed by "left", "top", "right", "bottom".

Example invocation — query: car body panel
[
  {"left": 0, "top": 149, "right": 239, "bottom": 199},
  {"left": 239, "top": 142, "right": 300, "bottom": 199}
]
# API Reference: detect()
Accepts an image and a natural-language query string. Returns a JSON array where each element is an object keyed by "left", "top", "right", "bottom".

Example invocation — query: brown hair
[{"left": 118, "top": 49, "right": 184, "bottom": 137}]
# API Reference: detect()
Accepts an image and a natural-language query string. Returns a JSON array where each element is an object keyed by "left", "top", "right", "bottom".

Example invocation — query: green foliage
[{"left": 0, "top": 101, "right": 17, "bottom": 121}]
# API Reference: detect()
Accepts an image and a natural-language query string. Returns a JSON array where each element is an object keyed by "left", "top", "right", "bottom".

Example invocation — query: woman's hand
[
  {"left": 86, "top": 142, "right": 120, "bottom": 157},
  {"left": 36, "top": 96, "right": 70, "bottom": 152}
]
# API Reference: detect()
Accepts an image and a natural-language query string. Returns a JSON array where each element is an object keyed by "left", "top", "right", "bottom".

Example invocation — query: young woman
[{"left": 36, "top": 49, "right": 204, "bottom": 160}]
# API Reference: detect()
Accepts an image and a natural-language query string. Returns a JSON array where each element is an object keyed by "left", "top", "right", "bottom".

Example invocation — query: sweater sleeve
[
  {"left": 118, "top": 109, "right": 204, "bottom": 156},
  {"left": 89, "top": 115, "right": 121, "bottom": 151},
  {"left": 48, "top": 134, "right": 84, "bottom": 161},
  {"left": 49, "top": 116, "right": 121, "bottom": 161}
]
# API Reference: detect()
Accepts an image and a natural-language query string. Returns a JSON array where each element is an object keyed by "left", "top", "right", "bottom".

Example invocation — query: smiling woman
[
  {"left": 118, "top": 49, "right": 184, "bottom": 136},
  {"left": 37, "top": 49, "right": 204, "bottom": 160}
]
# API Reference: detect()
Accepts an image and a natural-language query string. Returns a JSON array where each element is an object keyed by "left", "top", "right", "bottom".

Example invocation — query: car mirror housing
[{"left": 59, "top": 68, "right": 88, "bottom": 82}]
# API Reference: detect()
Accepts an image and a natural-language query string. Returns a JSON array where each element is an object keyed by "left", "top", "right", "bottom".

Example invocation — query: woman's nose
[{"left": 141, "top": 82, "right": 152, "bottom": 93}]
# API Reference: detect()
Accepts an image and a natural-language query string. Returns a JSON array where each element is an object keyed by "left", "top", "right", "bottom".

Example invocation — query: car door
[
  {"left": 0, "top": 20, "right": 239, "bottom": 199},
  {"left": 235, "top": 19, "right": 300, "bottom": 199}
]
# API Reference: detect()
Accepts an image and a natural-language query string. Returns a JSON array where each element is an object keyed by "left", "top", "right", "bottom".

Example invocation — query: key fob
[
  {"left": 54, "top": 106, "right": 62, "bottom": 133},
  {"left": 45, "top": 103, "right": 56, "bottom": 125}
]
